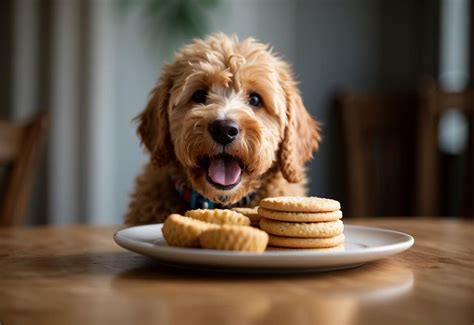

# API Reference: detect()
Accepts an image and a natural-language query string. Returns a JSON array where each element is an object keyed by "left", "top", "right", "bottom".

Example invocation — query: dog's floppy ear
[
  {"left": 278, "top": 62, "right": 321, "bottom": 183},
  {"left": 135, "top": 67, "right": 174, "bottom": 167}
]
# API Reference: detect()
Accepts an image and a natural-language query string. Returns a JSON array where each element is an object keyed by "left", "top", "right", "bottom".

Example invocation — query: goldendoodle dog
[{"left": 125, "top": 33, "right": 321, "bottom": 225}]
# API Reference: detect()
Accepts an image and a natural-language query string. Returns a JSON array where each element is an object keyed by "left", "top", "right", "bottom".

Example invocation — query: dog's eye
[
  {"left": 192, "top": 89, "right": 208, "bottom": 104},
  {"left": 248, "top": 92, "right": 262, "bottom": 107}
]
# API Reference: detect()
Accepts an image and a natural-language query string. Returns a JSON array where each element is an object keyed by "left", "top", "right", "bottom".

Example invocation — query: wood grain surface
[{"left": 0, "top": 218, "right": 473, "bottom": 325}]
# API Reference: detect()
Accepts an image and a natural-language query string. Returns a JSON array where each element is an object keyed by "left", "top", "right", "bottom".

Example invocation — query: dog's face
[{"left": 137, "top": 34, "right": 320, "bottom": 205}]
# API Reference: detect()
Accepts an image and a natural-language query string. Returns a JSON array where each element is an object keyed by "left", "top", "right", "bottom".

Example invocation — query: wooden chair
[
  {"left": 336, "top": 91, "right": 419, "bottom": 217},
  {"left": 417, "top": 80, "right": 473, "bottom": 217},
  {"left": 0, "top": 112, "right": 49, "bottom": 227}
]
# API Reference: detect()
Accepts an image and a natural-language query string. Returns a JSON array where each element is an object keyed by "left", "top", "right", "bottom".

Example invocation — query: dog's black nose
[{"left": 208, "top": 119, "right": 240, "bottom": 145}]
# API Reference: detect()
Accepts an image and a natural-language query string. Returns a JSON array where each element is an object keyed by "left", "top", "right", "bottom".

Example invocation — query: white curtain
[{"left": 11, "top": 0, "right": 119, "bottom": 224}]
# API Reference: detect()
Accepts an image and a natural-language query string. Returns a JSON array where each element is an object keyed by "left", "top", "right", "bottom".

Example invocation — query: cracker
[
  {"left": 200, "top": 225, "right": 269, "bottom": 253},
  {"left": 162, "top": 214, "right": 217, "bottom": 248},
  {"left": 260, "top": 218, "right": 344, "bottom": 238},
  {"left": 185, "top": 209, "right": 251, "bottom": 226},
  {"left": 258, "top": 207, "right": 342, "bottom": 222},
  {"left": 260, "top": 196, "right": 341, "bottom": 213},
  {"left": 231, "top": 207, "right": 261, "bottom": 225},
  {"left": 268, "top": 233, "right": 345, "bottom": 248}
]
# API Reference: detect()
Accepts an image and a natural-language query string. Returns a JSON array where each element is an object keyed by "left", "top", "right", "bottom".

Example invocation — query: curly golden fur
[{"left": 125, "top": 34, "right": 321, "bottom": 225}]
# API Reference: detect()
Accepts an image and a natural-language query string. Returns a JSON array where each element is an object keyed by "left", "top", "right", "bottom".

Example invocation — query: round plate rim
[{"left": 113, "top": 224, "right": 414, "bottom": 266}]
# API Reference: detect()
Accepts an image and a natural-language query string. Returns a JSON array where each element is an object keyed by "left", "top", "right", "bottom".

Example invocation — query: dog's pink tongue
[{"left": 208, "top": 156, "right": 241, "bottom": 186}]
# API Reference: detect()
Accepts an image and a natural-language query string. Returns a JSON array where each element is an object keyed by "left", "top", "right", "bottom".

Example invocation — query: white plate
[{"left": 114, "top": 224, "right": 414, "bottom": 272}]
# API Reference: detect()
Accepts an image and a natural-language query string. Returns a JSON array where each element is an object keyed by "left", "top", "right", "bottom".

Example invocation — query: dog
[{"left": 125, "top": 34, "right": 321, "bottom": 225}]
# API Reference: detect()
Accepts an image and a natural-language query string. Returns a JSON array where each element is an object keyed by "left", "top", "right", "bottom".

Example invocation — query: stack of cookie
[{"left": 258, "top": 197, "right": 344, "bottom": 250}]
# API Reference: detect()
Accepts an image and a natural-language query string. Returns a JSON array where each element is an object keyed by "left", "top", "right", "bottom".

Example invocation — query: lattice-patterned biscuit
[
  {"left": 162, "top": 214, "right": 217, "bottom": 248},
  {"left": 231, "top": 207, "right": 261, "bottom": 225},
  {"left": 260, "top": 218, "right": 344, "bottom": 238},
  {"left": 258, "top": 207, "right": 342, "bottom": 222},
  {"left": 268, "top": 233, "right": 345, "bottom": 248},
  {"left": 260, "top": 196, "right": 341, "bottom": 213},
  {"left": 200, "top": 225, "right": 269, "bottom": 252},
  {"left": 185, "top": 209, "right": 251, "bottom": 226}
]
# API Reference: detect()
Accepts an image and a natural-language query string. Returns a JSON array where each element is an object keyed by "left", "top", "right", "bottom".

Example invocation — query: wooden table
[{"left": 0, "top": 218, "right": 473, "bottom": 325}]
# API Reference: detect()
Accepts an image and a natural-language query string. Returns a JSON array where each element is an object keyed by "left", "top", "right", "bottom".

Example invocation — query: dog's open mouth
[{"left": 198, "top": 154, "right": 244, "bottom": 190}]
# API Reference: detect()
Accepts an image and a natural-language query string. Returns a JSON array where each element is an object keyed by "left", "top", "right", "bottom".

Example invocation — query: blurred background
[{"left": 0, "top": 0, "right": 472, "bottom": 226}]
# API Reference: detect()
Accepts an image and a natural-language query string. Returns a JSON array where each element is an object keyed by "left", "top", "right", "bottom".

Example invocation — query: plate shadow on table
[{"left": 111, "top": 251, "right": 415, "bottom": 289}]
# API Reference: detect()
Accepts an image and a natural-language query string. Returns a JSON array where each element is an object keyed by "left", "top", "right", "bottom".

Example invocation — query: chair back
[
  {"left": 0, "top": 112, "right": 49, "bottom": 226},
  {"left": 337, "top": 91, "right": 419, "bottom": 217},
  {"left": 417, "top": 80, "right": 473, "bottom": 217}
]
